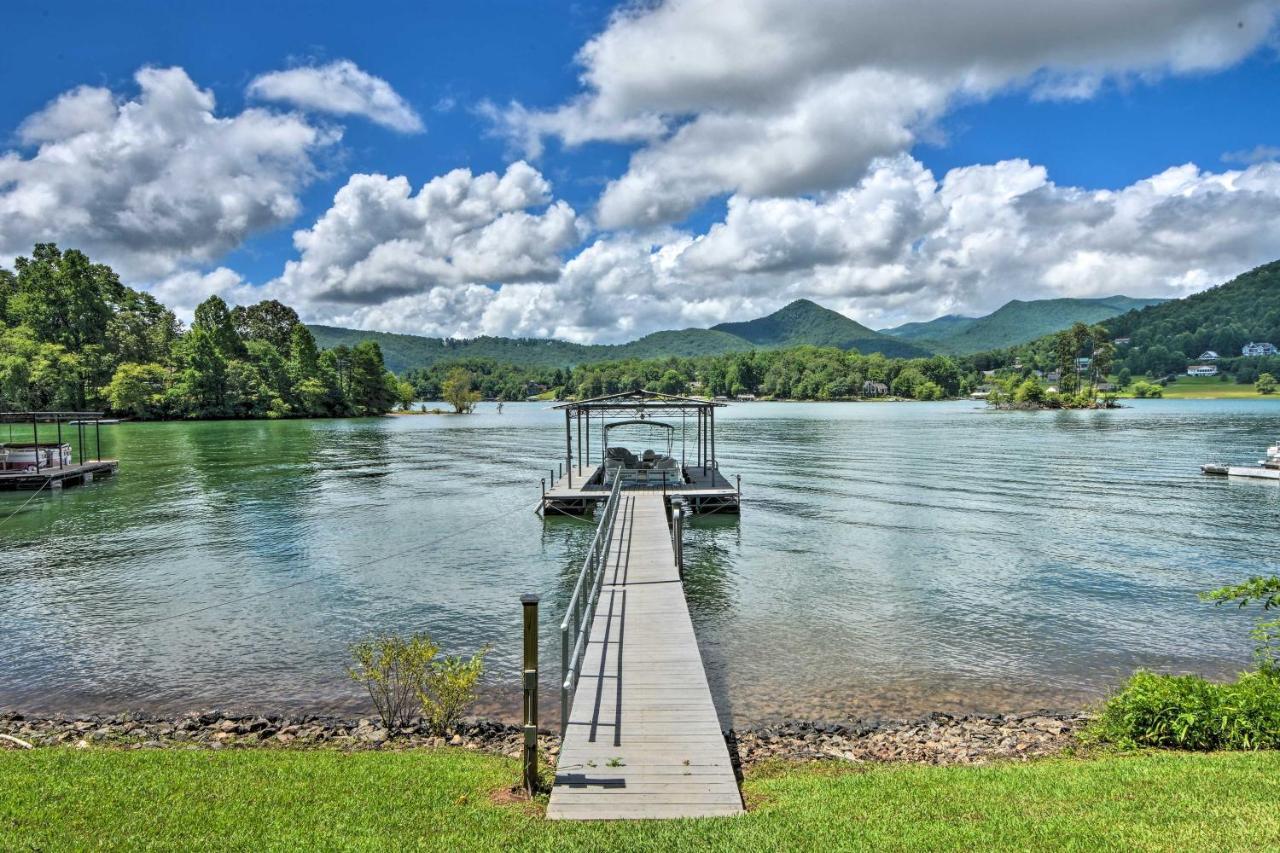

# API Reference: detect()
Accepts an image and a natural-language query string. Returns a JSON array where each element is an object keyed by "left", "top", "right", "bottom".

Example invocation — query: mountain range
[
  {"left": 309, "top": 294, "right": 1163, "bottom": 374},
  {"left": 878, "top": 295, "right": 1167, "bottom": 354}
]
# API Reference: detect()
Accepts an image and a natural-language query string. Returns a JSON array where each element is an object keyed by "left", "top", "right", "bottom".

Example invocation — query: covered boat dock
[
  {"left": 0, "top": 411, "right": 118, "bottom": 491},
  {"left": 540, "top": 391, "right": 739, "bottom": 515}
]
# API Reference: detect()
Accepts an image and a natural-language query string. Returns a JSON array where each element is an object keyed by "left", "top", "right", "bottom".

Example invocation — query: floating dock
[
  {"left": 0, "top": 460, "right": 118, "bottom": 491},
  {"left": 548, "top": 488, "right": 743, "bottom": 820},
  {"left": 541, "top": 391, "right": 740, "bottom": 516},
  {"left": 1, "top": 411, "right": 117, "bottom": 491}
]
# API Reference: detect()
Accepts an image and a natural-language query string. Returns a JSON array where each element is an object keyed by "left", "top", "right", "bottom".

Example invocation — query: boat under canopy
[{"left": 541, "top": 390, "right": 740, "bottom": 514}]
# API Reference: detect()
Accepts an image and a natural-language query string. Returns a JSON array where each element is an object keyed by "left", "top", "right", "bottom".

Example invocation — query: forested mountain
[
  {"left": 711, "top": 299, "right": 929, "bottom": 357},
  {"left": 308, "top": 325, "right": 751, "bottom": 374},
  {"left": 881, "top": 295, "right": 1166, "bottom": 354},
  {"left": 977, "top": 261, "right": 1280, "bottom": 383},
  {"left": 313, "top": 298, "right": 929, "bottom": 373}
]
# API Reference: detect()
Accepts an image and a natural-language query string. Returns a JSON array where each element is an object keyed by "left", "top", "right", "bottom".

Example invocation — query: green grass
[
  {"left": 2, "top": 748, "right": 1279, "bottom": 850},
  {"left": 1150, "top": 376, "right": 1274, "bottom": 399}
]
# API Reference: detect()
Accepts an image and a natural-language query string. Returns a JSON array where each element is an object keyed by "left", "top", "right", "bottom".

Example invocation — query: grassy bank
[
  {"left": 2, "top": 748, "right": 1278, "bottom": 850},
  {"left": 1146, "top": 376, "right": 1274, "bottom": 399}
]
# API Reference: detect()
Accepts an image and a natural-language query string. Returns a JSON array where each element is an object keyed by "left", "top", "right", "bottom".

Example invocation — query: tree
[
  {"left": 1257, "top": 373, "right": 1277, "bottom": 395},
  {"left": 103, "top": 362, "right": 170, "bottom": 418},
  {"left": 232, "top": 299, "right": 301, "bottom": 355},
  {"left": 347, "top": 341, "right": 394, "bottom": 415},
  {"left": 191, "top": 295, "right": 245, "bottom": 359},
  {"left": 172, "top": 327, "right": 228, "bottom": 417},
  {"left": 442, "top": 367, "right": 480, "bottom": 414}
]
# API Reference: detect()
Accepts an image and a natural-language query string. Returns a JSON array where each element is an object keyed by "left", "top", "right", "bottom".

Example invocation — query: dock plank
[{"left": 548, "top": 491, "right": 743, "bottom": 821}]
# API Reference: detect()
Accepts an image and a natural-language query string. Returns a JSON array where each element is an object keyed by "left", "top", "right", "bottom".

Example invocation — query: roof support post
[
  {"left": 57, "top": 419, "right": 63, "bottom": 469},
  {"left": 710, "top": 407, "right": 716, "bottom": 484},
  {"left": 565, "top": 409, "right": 573, "bottom": 488},
  {"left": 33, "top": 414, "right": 40, "bottom": 473}
]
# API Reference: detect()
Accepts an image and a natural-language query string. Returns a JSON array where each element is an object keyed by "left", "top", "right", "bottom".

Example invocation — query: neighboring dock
[
  {"left": 0, "top": 411, "right": 118, "bottom": 491},
  {"left": 549, "top": 486, "right": 743, "bottom": 820}
]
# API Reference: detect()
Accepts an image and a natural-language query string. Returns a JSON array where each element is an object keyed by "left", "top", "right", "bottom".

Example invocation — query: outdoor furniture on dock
[
  {"left": 0, "top": 411, "right": 118, "bottom": 491},
  {"left": 541, "top": 391, "right": 740, "bottom": 516},
  {"left": 548, "top": 479, "right": 743, "bottom": 820}
]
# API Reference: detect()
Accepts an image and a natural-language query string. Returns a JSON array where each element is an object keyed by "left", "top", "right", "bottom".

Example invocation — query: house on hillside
[
  {"left": 1046, "top": 370, "right": 1062, "bottom": 383},
  {"left": 862, "top": 381, "right": 889, "bottom": 397},
  {"left": 1075, "top": 357, "right": 1092, "bottom": 372},
  {"left": 1198, "top": 350, "right": 1219, "bottom": 361},
  {"left": 1113, "top": 337, "right": 1131, "bottom": 346},
  {"left": 1187, "top": 364, "right": 1219, "bottom": 377},
  {"left": 1242, "top": 342, "right": 1278, "bottom": 357}
]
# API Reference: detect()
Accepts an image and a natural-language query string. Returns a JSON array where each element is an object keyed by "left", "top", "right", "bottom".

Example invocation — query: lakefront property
[{"left": 6, "top": 2, "right": 1280, "bottom": 850}]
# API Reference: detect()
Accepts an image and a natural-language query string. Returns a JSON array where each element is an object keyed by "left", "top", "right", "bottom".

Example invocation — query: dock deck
[
  {"left": 0, "top": 460, "right": 118, "bottom": 491},
  {"left": 542, "top": 464, "right": 739, "bottom": 515},
  {"left": 548, "top": 490, "right": 743, "bottom": 820}
]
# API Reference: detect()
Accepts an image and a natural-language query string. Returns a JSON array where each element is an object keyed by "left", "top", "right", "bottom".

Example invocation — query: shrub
[
  {"left": 1257, "top": 372, "right": 1277, "bottom": 395},
  {"left": 348, "top": 634, "right": 439, "bottom": 732},
  {"left": 1131, "top": 380, "right": 1163, "bottom": 398},
  {"left": 420, "top": 646, "right": 491, "bottom": 736},
  {"left": 1083, "top": 670, "right": 1280, "bottom": 750}
]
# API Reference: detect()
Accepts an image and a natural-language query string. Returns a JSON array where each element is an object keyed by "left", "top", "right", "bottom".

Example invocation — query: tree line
[
  {"left": 407, "top": 347, "right": 977, "bottom": 403},
  {"left": 0, "top": 244, "right": 411, "bottom": 419}
]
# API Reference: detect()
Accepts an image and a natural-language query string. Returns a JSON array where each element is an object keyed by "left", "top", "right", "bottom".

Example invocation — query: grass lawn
[
  {"left": 1148, "top": 376, "right": 1275, "bottom": 399},
  {"left": 2, "top": 748, "right": 1278, "bottom": 851}
]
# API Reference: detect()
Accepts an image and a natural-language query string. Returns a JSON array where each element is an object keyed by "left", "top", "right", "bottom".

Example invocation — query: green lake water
[{"left": 3, "top": 400, "right": 1278, "bottom": 726}]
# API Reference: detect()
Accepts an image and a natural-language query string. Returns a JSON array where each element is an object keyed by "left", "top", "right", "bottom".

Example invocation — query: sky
[{"left": 2, "top": 0, "right": 1280, "bottom": 342}]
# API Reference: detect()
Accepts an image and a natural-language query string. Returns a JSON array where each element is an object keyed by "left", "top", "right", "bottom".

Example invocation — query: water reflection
[{"left": 1, "top": 401, "right": 1276, "bottom": 724}]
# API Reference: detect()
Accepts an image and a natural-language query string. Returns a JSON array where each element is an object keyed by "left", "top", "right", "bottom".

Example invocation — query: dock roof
[{"left": 553, "top": 390, "right": 725, "bottom": 415}]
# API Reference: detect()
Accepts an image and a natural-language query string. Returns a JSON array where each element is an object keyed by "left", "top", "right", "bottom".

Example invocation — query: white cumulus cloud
[
  {"left": 496, "top": 0, "right": 1278, "bottom": 228},
  {"left": 248, "top": 60, "right": 424, "bottom": 133},
  {"left": 0, "top": 66, "right": 336, "bottom": 279}
]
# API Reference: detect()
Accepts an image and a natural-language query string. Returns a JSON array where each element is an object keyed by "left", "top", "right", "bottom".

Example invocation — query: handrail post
[
  {"left": 521, "top": 594, "right": 540, "bottom": 794},
  {"left": 672, "top": 497, "right": 685, "bottom": 577}
]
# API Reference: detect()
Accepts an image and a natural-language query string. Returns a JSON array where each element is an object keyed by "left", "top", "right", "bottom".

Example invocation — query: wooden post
[
  {"left": 56, "top": 420, "right": 63, "bottom": 469},
  {"left": 710, "top": 407, "right": 716, "bottom": 484},
  {"left": 32, "top": 414, "right": 39, "bottom": 473},
  {"left": 95, "top": 419, "right": 101, "bottom": 461},
  {"left": 521, "top": 593, "right": 540, "bottom": 795},
  {"left": 576, "top": 410, "right": 582, "bottom": 474}
]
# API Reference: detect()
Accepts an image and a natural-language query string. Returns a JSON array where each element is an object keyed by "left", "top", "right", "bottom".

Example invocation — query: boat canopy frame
[
  {"left": 0, "top": 411, "right": 106, "bottom": 472},
  {"left": 553, "top": 390, "right": 726, "bottom": 482}
]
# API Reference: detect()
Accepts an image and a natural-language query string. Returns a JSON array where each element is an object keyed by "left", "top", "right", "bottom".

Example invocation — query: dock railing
[{"left": 560, "top": 474, "right": 625, "bottom": 736}]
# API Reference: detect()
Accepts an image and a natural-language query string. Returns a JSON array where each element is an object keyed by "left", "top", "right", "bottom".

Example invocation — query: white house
[
  {"left": 1198, "top": 350, "right": 1219, "bottom": 361},
  {"left": 1187, "top": 364, "right": 1219, "bottom": 377},
  {"left": 1243, "top": 342, "right": 1278, "bottom": 357}
]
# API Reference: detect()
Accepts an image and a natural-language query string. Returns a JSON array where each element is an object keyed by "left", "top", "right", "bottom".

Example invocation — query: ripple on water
[{"left": 0, "top": 400, "right": 1274, "bottom": 724}]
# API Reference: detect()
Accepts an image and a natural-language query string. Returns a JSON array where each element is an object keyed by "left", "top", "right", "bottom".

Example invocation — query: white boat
[
  {"left": 0, "top": 442, "right": 73, "bottom": 472},
  {"left": 1202, "top": 444, "right": 1280, "bottom": 479}
]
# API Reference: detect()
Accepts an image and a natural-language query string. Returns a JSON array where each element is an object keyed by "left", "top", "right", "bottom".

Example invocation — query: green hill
[
  {"left": 312, "top": 299, "right": 929, "bottom": 373},
  {"left": 881, "top": 314, "right": 976, "bottom": 345},
  {"left": 883, "top": 295, "right": 1166, "bottom": 354},
  {"left": 711, "top": 299, "right": 930, "bottom": 358}
]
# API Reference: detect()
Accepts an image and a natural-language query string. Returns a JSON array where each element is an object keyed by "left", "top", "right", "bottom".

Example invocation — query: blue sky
[{"left": 2, "top": 1, "right": 1280, "bottom": 340}]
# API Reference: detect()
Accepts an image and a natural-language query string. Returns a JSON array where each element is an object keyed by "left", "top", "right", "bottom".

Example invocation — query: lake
[{"left": 2, "top": 400, "right": 1277, "bottom": 726}]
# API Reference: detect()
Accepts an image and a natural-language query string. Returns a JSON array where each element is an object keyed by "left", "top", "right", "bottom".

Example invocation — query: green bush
[
  {"left": 348, "top": 634, "right": 439, "bottom": 732},
  {"left": 420, "top": 646, "right": 491, "bottom": 737},
  {"left": 1084, "top": 670, "right": 1280, "bottom": 750},
  {"left": 348, "top": 633, "right": 489, "bottom": 736},
  {"left": 1131, "top": 380, "right": 1163, "bottom": 398}
]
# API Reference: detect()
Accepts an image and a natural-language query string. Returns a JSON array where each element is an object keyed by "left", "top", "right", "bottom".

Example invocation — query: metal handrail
[{"left": 559, "top": 474, "right": 625, "bottom": 735}]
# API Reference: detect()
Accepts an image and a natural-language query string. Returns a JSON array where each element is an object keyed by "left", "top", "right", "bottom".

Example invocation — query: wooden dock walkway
[{"left": 548, "top": 490, "right": 743, "bottom": 820}]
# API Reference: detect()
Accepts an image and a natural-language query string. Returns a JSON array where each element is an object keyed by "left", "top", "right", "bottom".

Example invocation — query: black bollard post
[{"left": 521, "top": 594, "right": 540, "bottom": 794}]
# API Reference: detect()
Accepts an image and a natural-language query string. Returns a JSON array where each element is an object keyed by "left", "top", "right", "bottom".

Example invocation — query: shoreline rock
[{"left": 0, "top": 709, "right": 1086, "bottom": 767}]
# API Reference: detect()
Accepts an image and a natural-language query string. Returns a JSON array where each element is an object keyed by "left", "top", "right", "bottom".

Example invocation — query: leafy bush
[
  {"left": 1131, "top": 380, "right": 1163, "bottom": 398},
  {"left": 1257, "top": 372, "right": 1277, "bottom": 395},
  {"left": 347, "top": 633, "right": 490, "bottom": 736},
  {"left": 419, "top": 646, "right": 491, "bottom": 736},
  {"left": 348, "top": 634, "right": 439, "bottom": 732},
  {"left": 1083, "top": 670, "right": 1280, "bottom": 750},
  {"left": 1086, "top": 575, "right": 1280, "bottom": 751}
]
